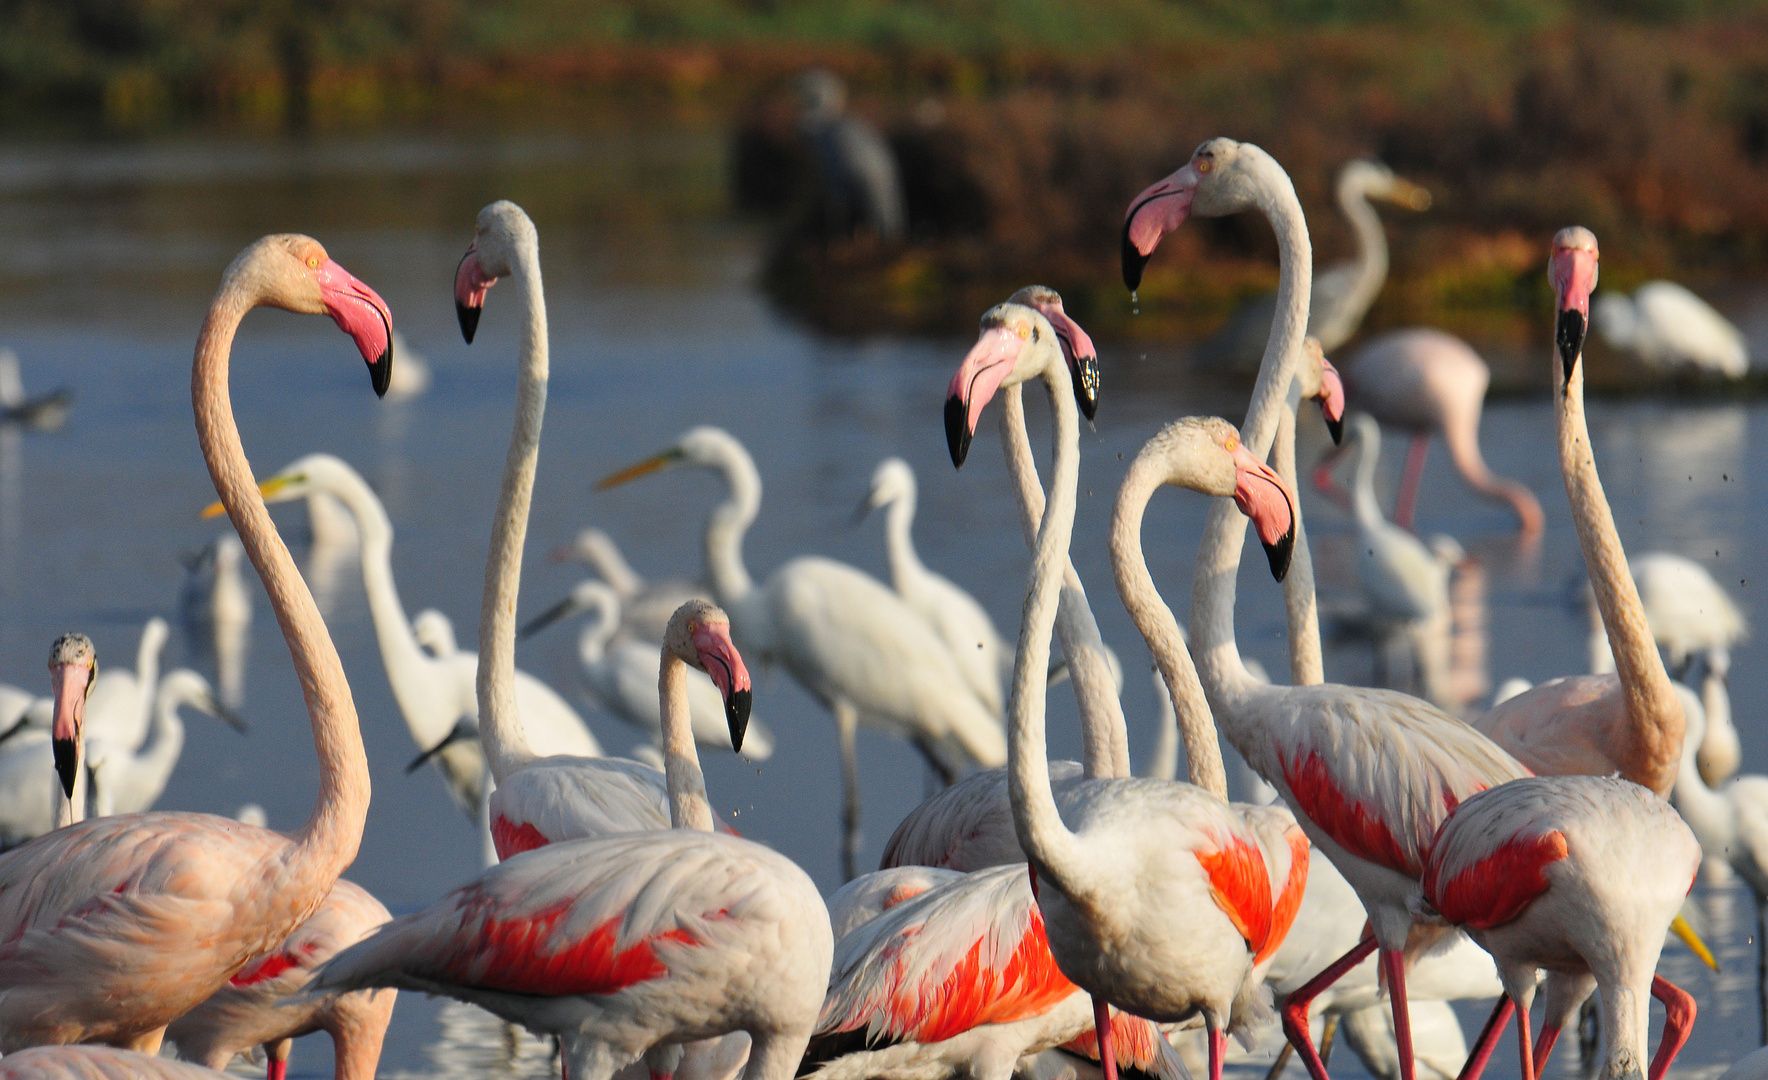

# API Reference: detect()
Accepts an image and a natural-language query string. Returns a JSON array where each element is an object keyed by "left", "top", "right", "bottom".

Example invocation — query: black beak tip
[
  {"left": 368, "top": 348, "right": 392, "bottom": 399},
  {"left": 1325, "top": 415, "right": 1344, "bottom": 446},
  {"left": 1075, "top": 357, "right": 1101, "bottom": 422},
  {"left": 1556, "top": 309, "right": 1586, "bottom": 383},
  {"left": 53, "top": 737, "right": 77, "bottom": 798},
  {"left": 1264, "top": 526, "right": 1295, "bottom": 583},
  {"left": 1121, "top": 223, "right": 1149, "bottom": 293},
  {"left": 457, "top": 302, "right": 482, "bottom": 345},
  {"left": 726, "top": 689, "right": 752, "bottom": 754},
  {"left": 944, "top": 395, "right": 972, "bottom": 469}
]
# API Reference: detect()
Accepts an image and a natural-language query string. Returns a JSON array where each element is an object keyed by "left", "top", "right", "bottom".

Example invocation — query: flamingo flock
[{"left": 0, "top": 131, "right": 1758, "bottom": 1080}]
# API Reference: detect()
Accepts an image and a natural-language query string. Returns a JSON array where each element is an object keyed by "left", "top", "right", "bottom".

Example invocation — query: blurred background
[{"left": 3, "top": 2, "right": 1768, "bottom": 1077}]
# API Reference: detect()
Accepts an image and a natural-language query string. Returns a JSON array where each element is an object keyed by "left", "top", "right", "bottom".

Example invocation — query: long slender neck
[
  {"left": 1193, "top": 164, "right": 1312, "bottom": 721},
  {"left": 192, "top": 284, "right": 368, "bottom": 878},
  {"left": 1597, "top": 983, "right": 1649, "bottom": 1080},
  {"left": 882, "top": 489, "right": 927, "bottom": 594},
  {"left": 704, "top": 451, "right": 760, "bottom": 614},
  {"left": 999, "top": 386, "right": 1128, "bottom": 779},
  {"left": 1557, "top": 355, "right": 1682, "bottom": 797},
  {"left": 1350, "top": 425, "right": 1384, "bottom": 531},
  {"left": 1669, "top": 700, "right": 1730, "bottom": 852},
  {"left": 1006, "top": 359, "right": 1091, "bottom": 892},
  {"left": 1274, "top": 385, "right": 1323, "bottom": 686},
  {"left": 659, "top": 650, "right": 713, "bottom": 832},
  {"left": 136, "top": 626, "right": 164, "bottom": 723},
  {"left": 475, "top": 244, "right": 548, "bottom": 779},
  {"left": 323, "top": 468, "right": 457, "bottom": 748},
  {"left": 1334, "top": 178, "right": 1388, "bottom": 330},
  {"left": 1109, "top": 460, "right": 1227, "bottom": 798}
]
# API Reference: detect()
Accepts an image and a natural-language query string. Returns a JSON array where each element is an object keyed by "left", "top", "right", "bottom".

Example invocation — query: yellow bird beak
[
  {"left": 596, "top": 448, "right": 683, "bottom": 491},
  {"left": 1386, "top": 177, "right": 1433, "bottom": 212},
  {"left": 199, "top": 475, "right": 294, "bottom": 519},
  {"left": 1671, "top": 913, "right": 1719, "bottom": 972}
]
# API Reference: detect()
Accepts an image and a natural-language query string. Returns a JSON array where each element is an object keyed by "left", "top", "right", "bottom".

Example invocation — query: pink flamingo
[
  {"left": 47, "top": 633, "right": 95, "bottom": 829},
  {"left": 311, "top": 600, "right": 832, "bottom": 1080},
  {"left": 1124, "top": 138, "right": 1532, "bottom": 1080},
  {"left": 944, "top": 297, "right": 1306, "bottom": 1080},
  {"left": 166, "top": 880, "right": 396, "bottom": 1080},
  {"left": 1422, "top": 775, "right": 1702, "bottom": 1080},
  {"left": 1472, "top": 227, "right": 1687, "bottom": 800},
  {"left": 0, "top": 234, "right": 386, "bottom": 1053},
  {"left": 1315, "top": 328, "right": 1543, "bottom": 537}
]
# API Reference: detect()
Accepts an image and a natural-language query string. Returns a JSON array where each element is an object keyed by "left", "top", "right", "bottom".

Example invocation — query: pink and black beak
[
  {"left": 1231, "top": 441, "right": 1297, "bottom": 582},
  {"left": 1549, "top": 231, "right": 1600, "bottom": 384},
  {"left": 945, "top": 313, "right": 1029, "bottom": 468},
  {"left": 1121, "top": 164, "right": 1199, "bottom": 292},
  {"left": 1044, "top": 305, "right": 1101, "bottom": 422},
  {"left": 48, "top": 638, "right": 95, "bottom": 801},
  {"left": 455, "top": 242, "right": 499, "bottom": 345},
  {"left": 692, "top": 620, "right": 753, "bottom": 753},
  {"left": 315, "top": 259, "right": 394, "bottom": 397},
  {"left": 1317, "top": 357, "right": 1346, "bottom": 445}
]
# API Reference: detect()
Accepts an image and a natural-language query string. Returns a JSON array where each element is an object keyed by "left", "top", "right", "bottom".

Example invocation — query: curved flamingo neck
[
  {"left": 1006, "top": 356, "right": 1091, "bottom": 893},
  {"left": 1109, "top": 457, "right": 1228, "bottom": 799},
  {"left": 192, "top": 278, "right": 368, "bottom": 875},
  {"left": 475, "top": 238, "right": 547, "bottom": 780},
  {"left": 704, "top": 446, "right": 761, "bottom": 615},
  {"left": 1334, "top": 176, "right": 1388, "bottom": 335},
  {"left": 998, "top": 385, "right": 1128, "bottom": 780},
  {"left": 659, "top": 648, "right": 714, "bottom": 832},
  {"left": 1557, "top": 355, "right": 1682, "bottom": 797},
  {"left": 1193, "top": 157, "right": 1311, "bottom": 720},
  {"left": 1275, "top": 384, "right": 1323, "bottom": 686}
]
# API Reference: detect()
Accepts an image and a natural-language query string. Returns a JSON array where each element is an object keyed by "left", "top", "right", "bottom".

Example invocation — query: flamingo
[
  {"left": 825, "top": 865, "right": 961, "bottom": 940},
  {"left": 598, "top": 424, "right": 1004, "bottom": 880},
  {"left": 859, "top": 456, "right": 1011, "bottom": 716},
  {"left": 0, "top": 232, "right": 385, "bottom": 1052},
  {"left": 0, "top": 1047, "right": 229, "bottom": 1079},
  {"left": 45, "top": 634, "right": 96, "bottom": 830},
  {"left": 553, "top": 526, "right": 710, "bottom": 644},
  {"left": 945, "top": 295, "right": 1309, "bottom": 1080},
  {"left": 82, "top": 618, "right": 167, "bottom": 751},
  {"left": 1124, "top": 136, "right": 1534, "bottom": 1080},
  {"left": 224, "top": 450, "right": 601, "bottom": 821},
  {"left": 1334, "top": 413, "right": 1458, "bottom": 628},
  {"left": 0, "top": 349, "right": 71, "bottom": 431},
  {"left": 1420, "top": 775, "right": 1704, "bottom": 1080},
  {"left": 311, "top": 600, "right": 833, "bottom": 1080},
  {"left": 1315, "top": 329, "right": 1544, "bottom": 536},
  {"left": 85, "top": 669, "right": 246, "bottom": 818},
  {"left": 1195, "top": 159, "right": 1431, "bottom": 371},
  {"left": 1473, "top": 229, "right": 1688, "bottom": 801},
  {"left": 518, "top": 579, "right": 775, "bottom": 759},
  {"left": 166, "top": 879, "right": 396, "bottom": 1080},
  {"left": 1594, "top": 279, "right": 1749, "bottom": 377}
]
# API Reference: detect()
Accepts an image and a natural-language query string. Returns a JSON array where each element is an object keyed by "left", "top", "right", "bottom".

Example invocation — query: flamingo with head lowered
[{"left": 0, "top": 234, "right": 385, "bottom": 1053}]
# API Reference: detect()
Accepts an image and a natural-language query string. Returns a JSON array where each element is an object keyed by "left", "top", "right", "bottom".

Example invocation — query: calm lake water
[{"left": 0, "top": 126, "right": 1763, "bottom": 1079}]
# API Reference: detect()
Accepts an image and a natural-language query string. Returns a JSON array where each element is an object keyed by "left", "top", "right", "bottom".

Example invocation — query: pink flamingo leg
[
  {"left": 1311, "top": 444, "right": 1352, "bottom": 512},
  {"left": 1381, "top": 948, "right": 1417, "bottom": 1080},
  {"left": 1093, "top": 996, "right": 1118, "bottom": 1080},
  {"left": 1649, "top": 975, "right": 1696, "bottom": 1080},
  {"left": 1281, "top": 935, "right": 1378, "bottom": 1080},
  {"left": 1516, "top": 996, "right": 1535, "bottom": 1080},
  {"left": 266, "top": 1051, "right": 288, "bottom": 1080},
  {"left": 1531, "top": 1024, "right": 1561, "bottom": 1077},
  {"left": 1393, "top": 434, "right": 1430, "bottom": 530},
  {"left": 1456, "top": 997, "right": 1515, "bottom": 1080},
  {"left": 1209, "top": 1023, "right": 1227, "bottom": 1080}
]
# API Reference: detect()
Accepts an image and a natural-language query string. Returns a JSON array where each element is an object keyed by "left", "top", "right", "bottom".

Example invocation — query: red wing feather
[
  {"left": 491, "top": 816, "right": 549, "bottom": 860},
  {"left": 443, "top": 892, "right": 699, "bottom": 995},
  {"left": 1256, "top": 827, "right": 1311, "bottom": 965},
  {"left": 1424, "top": 830, "right": 1567, "bottom": 929},
  {"left": 1194, "top": 835, "right": 1273, "bottom": 956}
]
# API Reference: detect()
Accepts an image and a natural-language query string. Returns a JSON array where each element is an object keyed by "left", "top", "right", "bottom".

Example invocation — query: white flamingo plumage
[
  {"left": 166, "top": 879, "right": 396, "bottom": 1080},
  {"left": 0, "top": 1046, "right": 229, "bottom": 1079},
  {"left": 1594, "top": 279, "right": 1749, "bottom": 378},
  {"left": 0, "top": 233, "right": 386, "bottom": 1052}
]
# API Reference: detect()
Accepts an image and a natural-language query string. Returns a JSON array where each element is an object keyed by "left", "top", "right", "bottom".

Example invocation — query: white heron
[
  {"left": 82, "top": 617, "right": 168, "bottom": 750},
  {"left": 1594, "top": 280, "right": 1749, "bottom": 377},
  {"left": 552, "top": 526, "right": 710, "bottom": 644},
  {"left": 85, "top": 669, "right": 246, "bottom": 818}
]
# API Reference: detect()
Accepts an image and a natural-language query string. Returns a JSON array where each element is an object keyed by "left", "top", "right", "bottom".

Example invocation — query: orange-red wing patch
[
  {"left": 1062, "top": 1010, "right": 1165, "bottom": 1069},
  {"left": 1282, "top": 751, "right": 1419, "bottom": 875},
  {"left": 230, "top": 952, "right": 298, "bottom": 986},
  {"left": 444, "top": 893, "right": 699, "bottom": 996},
  {"left": 1256, "top": 827, "right": 1311, "bottom": 965},
  {"left": 1195, "top": 834, "right": 1273, "bottom": 957},
  {"left": 491, "top": 816, "right": 549, "bottom": 860},
  {"left": 1425, "top": 830, "right": 1568, "bottom": 930}
]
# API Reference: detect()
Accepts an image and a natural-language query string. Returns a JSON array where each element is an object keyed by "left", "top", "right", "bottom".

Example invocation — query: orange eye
[
  {"left": 1016, "top": 325, "right": 1029, "bottom": 339},
  {"left": 1197, "top": 158, "right": 1213, "bottom": 174},
  {"left": 1224, "top": 436, "right": 1238, "bottom": 452},
  {"left": 307, "top": 257, "right": 320, "bottom": 269}
]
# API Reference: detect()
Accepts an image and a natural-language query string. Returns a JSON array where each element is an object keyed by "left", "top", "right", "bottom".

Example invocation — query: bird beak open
[
  {"left": 1550, "top": 240, "right": 1599, "bottom": 383},
  {"left": 691, "top": 620, "right": 753, "bottom": 753},
  {"left": 1043, "top": 306, "right": 1101, "bottom": 423},
  {"left": 1231, "top": 441, "right": 1297, "bottom": 582},
  {"left": 1121, "top": 165, "right": 1198, "bottom": 292},
  {"left": 455, "top": 241, "right": 499, "bottom": 345},
  {"left": 945, "top": 325, "right": 1024, "bottom": 469},
  {"left": 1317, "top": 358, "right": 1346, "bottom": 445},
  {"left": 1671, "top": 913, "right": 1719, "bottom": 971},
  {"left": 315, "top": 258, "right": 394, "bottom": 398},
  {"left": 597, "top": 447, "right": 686, "bottom": 491},
  {"left": 49, "top": 658, "right": 93, "bottom": 800}
]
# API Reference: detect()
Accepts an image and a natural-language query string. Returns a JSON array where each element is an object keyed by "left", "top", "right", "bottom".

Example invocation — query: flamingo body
[{"left": 0, "top": 1047, "right": 227, "bottom": 1080}]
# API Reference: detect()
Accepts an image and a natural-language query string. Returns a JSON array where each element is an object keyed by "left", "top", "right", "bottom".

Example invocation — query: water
[{"left": 0, "top": 127, "right": 1763, "bottom": 1078}]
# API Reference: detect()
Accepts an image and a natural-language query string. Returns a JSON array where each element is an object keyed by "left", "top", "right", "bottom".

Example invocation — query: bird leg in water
[
  {"left": 1648, "top": 976, "right": 1696, "bottom": 1080},
  {"left": 835, "top": 700, "right": 862, "bottom": 882},
  {"left": 1262, "top": 1011, "right": 1339, "bottom": 1080},
  {"left": 1392, "top": 434, "right": 1431, "bottom": 530}
]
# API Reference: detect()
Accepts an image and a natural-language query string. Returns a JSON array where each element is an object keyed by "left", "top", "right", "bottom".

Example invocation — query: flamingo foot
[
  {"left": 1457, "top": 997, "right": 1514, "bottom": 1080},
  {"left": 1532, "top": 1024, "right": 1561, "bottom": 1077},
  {"left": 1649, "top": 975, "right": 1696, "bottom": 1080},
  {"left": 1281, "top": 935, "right": 1377, "bottom": 1080},
  {"left": 1093, "top": 996, "right": 1118, "bottom": 1080},
  {"left": 1380, "top": 949, "right": 1416, "bottom": 1080}
]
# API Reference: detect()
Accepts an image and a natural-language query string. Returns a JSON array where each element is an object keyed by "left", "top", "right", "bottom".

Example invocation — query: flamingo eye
[
  {"left": 1224, "top": 436, "right": 1238, "bottom": 452},
  {"left": 307, "top": 257, "right": 320, "bottom": 269},
  {"left": 1016, "top": 324, "right": 1029, "bottom": 340},
  {"left": 1197, "top": 158, "right": 1213, "bottom": 174}
]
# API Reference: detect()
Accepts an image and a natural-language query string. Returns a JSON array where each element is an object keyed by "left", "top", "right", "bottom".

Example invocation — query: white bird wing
[
  {"left": 827, "top": 867, "right": 964, "bottom": 942},
  {"left": 904, "top": 570, "right": 1008, "bottom": 715},
  {"left": 445, "top": 651, "right": 603, "bottom": 758},
  {"left": 83, "top": 671, "right": 146, "bottom": 750},
  {"left": 1634, "top": 281, "right": 1748, "bottom": 376},
  {"left": 1356, "top": 522, "right": 1445, "bottom": 622},
  {"left": 880, "top": 762, "right": 1085, "bottom": 872},
  {"left": 0, "top": 733, "right": 58, "bottom": 847},
  {"left": 488, "top": 757, "right": 673, "bottom": 850}
]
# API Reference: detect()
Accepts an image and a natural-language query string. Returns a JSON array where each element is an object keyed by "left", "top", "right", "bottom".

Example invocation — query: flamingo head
[
  {"left": 1549, "top": 227, "right": 1600, "bottom": 383},
  {"left": 945, "top": 303, "right": 1066, "bottom": 468},
  {"left": 1008, "top": 286, "right": 1101, "bottom": 422},
  {"left": 667, "top": 600, "right": 753, "bottom": 753},
  {"left": 47, "top": 632, "right": 96, "bottom": 800},
  {"left": 1135, "top": 416, "right": 1297, "bottom": 581},
  {"left": 1301, "top": 338, "right": 1346, "bottom": 445},
  {"left": 235, "top": 235, "right": 393, "bottom": 396},
  {"left": 455, "top": 201, "right": 537, "bottom": 345},
  {"left": 1122, "top": 137, "right": 1270, "bottom": 292}
]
